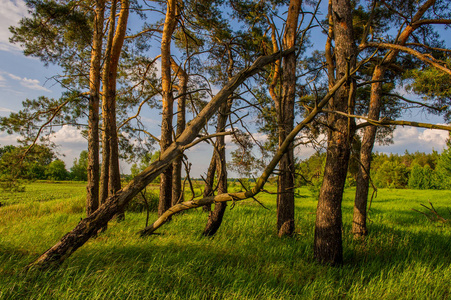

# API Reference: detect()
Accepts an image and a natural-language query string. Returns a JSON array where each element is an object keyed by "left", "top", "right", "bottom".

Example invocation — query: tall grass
[{"left": 0, "top": 182, "right": 450, "bottom": 299}]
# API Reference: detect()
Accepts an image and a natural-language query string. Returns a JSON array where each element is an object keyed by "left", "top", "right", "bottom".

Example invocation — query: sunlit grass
[{"left": 0, "top": 182, "right": 450, "bottom": 299}]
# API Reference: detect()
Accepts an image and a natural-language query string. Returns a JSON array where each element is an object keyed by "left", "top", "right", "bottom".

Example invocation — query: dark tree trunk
[
  {"left": 314, "top": 0, "right": 356, "bottom": 265},
  {"left": 275, "top": 0, "right": 301, "bottom": 237},
  {"left": 158, "top": 0, "right": 177, "bottom": 216},
  {"left": 171, "top": 60, "right": 187, "bottom": 206},
  {"left": 86, "top": 0, "right": 104, "bottom": 217},
  {"left": 202, "top": 97, "right": 232, "bottom": 236},
  {"left": 99, "top": 0, "right": 116, "bottom": 207},
  {"left": 202, "top": 154, "right": 216, "bottom": 212}
]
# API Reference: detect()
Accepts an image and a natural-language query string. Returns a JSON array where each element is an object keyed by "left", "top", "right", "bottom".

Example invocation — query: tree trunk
[
  {"left": 171, "top": 59, "right": 187, "bottom": 206},
  {"left": 276, "top": 0, "right": 301, "bottom": 237},
  {"left": 158, "top": 0, "right": 177, "bottom": 216},
  {"left": 202, "top": 154, "right": 216, "bottom": 212},
  {"left": 352, "top": 0, "right": 434, "bottom": 238},
  {"left": 314, "top": 0, "right": 356, "bottom": 265},
  {"left": 353, "top": 66, "right": 384, "bottom": 237},
  {"left": 86, "top": 0, "right": 105, "bottom": 217},
  {"left": 25, "top": 49, "right": 296, "bottom": 271},
  {"left": 99, "top": 0, "right": 116, "bottom": 207},
  {"left": 108, "top": 0, "right": 129, "bottom": 221}
]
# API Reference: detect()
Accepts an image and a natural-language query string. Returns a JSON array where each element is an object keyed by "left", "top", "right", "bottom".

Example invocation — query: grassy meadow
[{"left": 0, "top": 181, "right": 450, "bottom": 299}]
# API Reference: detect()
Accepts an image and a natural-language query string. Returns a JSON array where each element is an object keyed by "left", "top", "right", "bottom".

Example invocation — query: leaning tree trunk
[
  {"left": 86, "top": 0, "right": 105, "bottom": 217},
  {"left": 352, "top": 0, "right": 434, "bottom": 238},
  {"left": 314, "top": 0, "right": 356, "bottom": 266},
  {"left": 25, "top": 49, "right": 296, "bottom": 271},
  {"left": 276, "top": 0, "right": 301, "bottom": 237},
  {"left": 158, "top": 0, "right": 177, "bottom": 216}
]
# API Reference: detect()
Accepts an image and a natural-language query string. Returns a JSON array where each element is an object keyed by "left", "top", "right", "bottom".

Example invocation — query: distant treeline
[
  {"left": 297, "top": 147, "right": 451, "bottom": 190},
  {"left": 0, "top": 145, "right": 88, "bottom": 185}
]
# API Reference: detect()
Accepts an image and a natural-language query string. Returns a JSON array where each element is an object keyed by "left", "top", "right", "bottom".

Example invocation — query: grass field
[{"left": 1, "top": 182, "right": 450, "bottom": 299}]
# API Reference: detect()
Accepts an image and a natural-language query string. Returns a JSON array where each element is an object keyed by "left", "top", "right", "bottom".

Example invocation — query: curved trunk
[
  {"left": 314, "top": 0, "right": 356, "bottom": 265},
  {"left": 202, "top": 98, "right": 232, "bottom": 236}
]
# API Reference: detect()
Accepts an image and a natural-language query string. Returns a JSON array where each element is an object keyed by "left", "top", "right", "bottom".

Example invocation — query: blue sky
[{"left": 0, "top": 0, "right": 450, "bottom": 177}]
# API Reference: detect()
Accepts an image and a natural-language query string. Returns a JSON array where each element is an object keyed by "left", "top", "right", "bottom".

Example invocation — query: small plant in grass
[
  {"left": 126, "top": 189, "right": 159, "bottom": 213},
  {"left": 412, "top": 201, "right": 450, "bottom": 224}
]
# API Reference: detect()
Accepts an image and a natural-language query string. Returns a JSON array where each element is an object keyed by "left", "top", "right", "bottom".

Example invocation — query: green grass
[{"left": 1, "top": 182, "right": 450, "bottom": 299}]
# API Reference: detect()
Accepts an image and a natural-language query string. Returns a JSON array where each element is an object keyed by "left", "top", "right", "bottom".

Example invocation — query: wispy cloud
[
  {"left": 0, "top": 74, "right": 6, "bottom": 87},
  {"left": 7, "top": 72, "right": 52, "bottom": 92},
  {"left": 0, "top": 0, "right": 28, "bottom": 53}
]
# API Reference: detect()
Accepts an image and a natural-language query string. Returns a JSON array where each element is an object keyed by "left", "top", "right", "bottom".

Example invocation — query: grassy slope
[{"left": 0, "top": 182, "right": 450, "bottom": 299}]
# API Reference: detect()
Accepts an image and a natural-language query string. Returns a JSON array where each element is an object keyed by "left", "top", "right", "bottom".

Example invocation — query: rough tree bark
[
  {"left": 353, "top": 0, "right": 440, "bottom": 238},
  {"left": 314, "top": 0, "right": 356, "bottom": 265},
  {"left": 159, "top": 0, "right": 178, "bottom": 216},
  {"left": 86, "top": 0, "right": 105, "bottom": 217},
  {"left": 276, "top": 0, "right": 301, "bottom": 237},
  {"left": 25, "top": 48, "right": 296, "bottom": 271}
]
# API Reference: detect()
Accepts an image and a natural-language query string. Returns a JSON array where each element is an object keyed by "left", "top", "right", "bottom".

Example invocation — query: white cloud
[
  {"left": 7, "top": 72, "right": 51, "bottom": 92},
  {"left": 375, "top": 125, "right": 448, "bottom": 154},
  {"left": 419, "top": 128, "right": 449, "bottom": 147},
  {"left": 51, "top": 125, "right": 85, "bottom": 144},
  {"left": 0, "top": 0, "right": 28, "bottom": 52}
]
